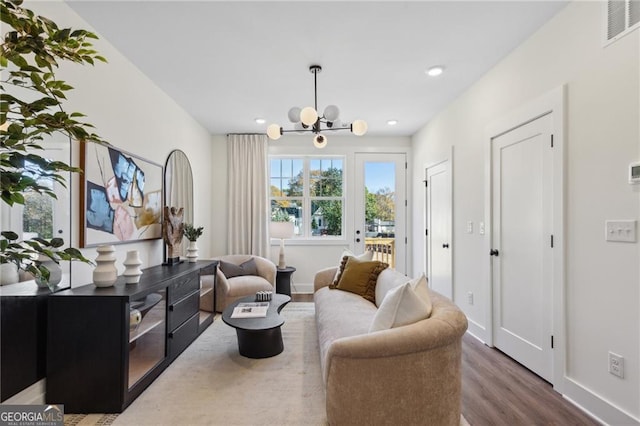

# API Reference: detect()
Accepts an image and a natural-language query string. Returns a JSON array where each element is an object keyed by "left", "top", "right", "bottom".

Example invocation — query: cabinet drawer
[
  {"left": 168, "top": 290, "right": 199, "bottom": 331},
  {"left": 168, "top": 273, "right": 199, "bottom": 303},
  {"left": 168, "top": 312, "right": 198, "bottom": 359}
]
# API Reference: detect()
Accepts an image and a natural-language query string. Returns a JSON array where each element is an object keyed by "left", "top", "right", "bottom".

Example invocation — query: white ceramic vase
[
  {"left": 123, "top": 250, "right": 143, "bottom": 284},
  {"left": 93, "top": 245, "right": 118, "bottom": 287},
  {"left": 186, "top": 240, "right": 199, "bottom": 263},
  {"left": 35, "top": 255, "right": 62, "bottom": 289},
  {"left": 0, "top": 263, "right": 19, "bottom": 286}
]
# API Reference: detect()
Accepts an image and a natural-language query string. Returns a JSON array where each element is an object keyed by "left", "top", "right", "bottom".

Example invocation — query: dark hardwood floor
[
  {"left": 462, "top": 334, "right": 600, "bottom": 425},
  {"left": 293, "top": 293, "right": 600, "bottom": 425}
]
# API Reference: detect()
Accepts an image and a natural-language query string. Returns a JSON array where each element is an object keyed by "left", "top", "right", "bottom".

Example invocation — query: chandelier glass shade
[{"left": 267, "top": 65, "right": 368, "bottom": 148}]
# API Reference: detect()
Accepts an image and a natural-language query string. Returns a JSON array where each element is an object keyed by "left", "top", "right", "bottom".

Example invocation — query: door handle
[
  {"left": 442, "top": 243, "right": 449, "bottom": 249},
  {"left": 490, "top": 249, "right": 499, "bottom": 256}
]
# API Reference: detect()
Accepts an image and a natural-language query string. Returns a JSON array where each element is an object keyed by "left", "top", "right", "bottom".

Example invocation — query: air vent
[
  {"left": 608, "top": 0, "right": 626, "bottom": 39},
  {"left": 630, "top": 0, "right": 640, "bottom": 26},
  {"left": 606, "top": 0, "right": 640, "bottom": 43}
]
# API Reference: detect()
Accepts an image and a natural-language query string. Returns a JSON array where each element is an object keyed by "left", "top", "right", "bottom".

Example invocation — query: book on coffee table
[{"left": 231, "top": 302, "right": 269, "bottom": 318}]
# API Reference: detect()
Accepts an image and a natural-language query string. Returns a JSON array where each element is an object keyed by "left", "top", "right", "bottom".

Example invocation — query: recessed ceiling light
[
  {"left": 387, "top": 120, "right": 398, "bottom": 126},
  {"left": 426, "top": 66, "right": 445, "bottom": 77},
  {"left": 255, "top": 118, "right": 266, "bottom": 124}
]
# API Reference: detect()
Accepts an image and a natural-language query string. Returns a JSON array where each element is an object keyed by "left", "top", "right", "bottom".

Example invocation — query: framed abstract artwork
[{"left": 80, "top": 143, "right": 163, "bottom": 247}]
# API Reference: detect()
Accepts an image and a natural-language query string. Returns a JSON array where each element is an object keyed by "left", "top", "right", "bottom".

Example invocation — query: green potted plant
[
  {"left": 183, "top": 223, "right": 204, "bottom": 263},
  {"left": 1, "top": 0, "right": 107, "bottom": 288}
]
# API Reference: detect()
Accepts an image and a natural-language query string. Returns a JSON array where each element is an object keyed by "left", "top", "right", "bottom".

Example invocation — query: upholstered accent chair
[{"left": 208, "top": 254, "right": 276, "bottom": 312}]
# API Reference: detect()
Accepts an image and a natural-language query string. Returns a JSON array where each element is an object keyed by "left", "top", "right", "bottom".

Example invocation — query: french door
[{"left": 353, "top": 153, "right": 407, "bottom": 273}]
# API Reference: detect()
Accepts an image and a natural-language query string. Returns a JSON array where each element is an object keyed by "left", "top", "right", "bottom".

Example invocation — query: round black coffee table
[{"left": 221, "top": 294, "right": 291, "bottom": 358}]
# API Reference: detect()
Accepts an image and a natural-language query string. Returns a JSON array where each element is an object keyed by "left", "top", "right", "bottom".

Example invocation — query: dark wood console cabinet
[
  {"left": 0, "top": 285, "right": 50, "bottom": 402},
  {"left": 46, "top": 261, "right": 217, "bottom": 413}
]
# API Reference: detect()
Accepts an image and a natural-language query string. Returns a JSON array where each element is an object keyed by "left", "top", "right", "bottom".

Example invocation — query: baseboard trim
[
  {"left": 291, "top": 282, "right": 313, "bottom": 294},
  {"left": 563, "top": 377, "right": 639, "bottom": 425},
  {"left": 466, "top": 318, "right": 487, "bottom": 344}
]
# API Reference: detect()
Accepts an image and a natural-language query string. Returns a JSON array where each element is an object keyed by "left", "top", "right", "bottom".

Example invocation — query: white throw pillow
[
  {"left": 410, "top": 274, "right": 432, "bottom": 316},
  {"left": 369, "top": 280, "right": 432, "bottom": 333}
]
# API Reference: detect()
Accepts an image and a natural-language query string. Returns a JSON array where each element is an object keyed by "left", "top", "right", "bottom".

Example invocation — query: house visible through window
[{"left": 270, "top": 157, "right": 344, "bottom": 238}]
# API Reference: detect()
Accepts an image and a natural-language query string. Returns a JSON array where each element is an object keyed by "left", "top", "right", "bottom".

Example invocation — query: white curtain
[{"left": 227, "top": 134, "right": 269, "bottom": 257}]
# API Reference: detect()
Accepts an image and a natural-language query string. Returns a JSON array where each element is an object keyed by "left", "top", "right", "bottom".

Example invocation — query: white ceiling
[{"left": 67, "top": 1, "right": 568, "bottom": 137}]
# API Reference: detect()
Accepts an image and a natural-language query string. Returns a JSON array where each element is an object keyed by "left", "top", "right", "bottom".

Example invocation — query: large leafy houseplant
[{"left": 1, "top": 0, "right": 107, "bottom": 285}]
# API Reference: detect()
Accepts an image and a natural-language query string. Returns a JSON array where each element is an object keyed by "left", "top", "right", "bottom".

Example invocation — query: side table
[{"left": 275, "top": 266, "right": 296, "bottom": 296}]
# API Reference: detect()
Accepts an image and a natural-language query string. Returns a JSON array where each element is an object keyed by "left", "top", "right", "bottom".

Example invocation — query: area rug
[
  {"left": 113, "top": 302, "right": 325, "bottom": 425},
  {"left": 70, "top": 302, "right": 469, "bottom": 426}
]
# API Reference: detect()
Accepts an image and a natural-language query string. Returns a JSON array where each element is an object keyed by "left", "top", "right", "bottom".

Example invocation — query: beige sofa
[{"left": 314, "top": 266, "right": 468, "bottom": 426}]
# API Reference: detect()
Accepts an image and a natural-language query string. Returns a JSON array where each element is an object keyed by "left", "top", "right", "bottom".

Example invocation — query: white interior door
[
  {"left": 491, "top": 113, "right": 553, "bottom": 382},
  {"left": 354, "top": 153, "right": 406, "bottom": 273},
  {"left": 425, "top": 161, "right": 452, "bottom": 299}
]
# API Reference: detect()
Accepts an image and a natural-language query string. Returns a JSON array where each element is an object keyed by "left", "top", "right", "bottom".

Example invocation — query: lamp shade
[
  {"left": 267, "top": 124, "right": 282, "bottom": 140},
  {"left": 269, "top": 221, "right": 295, "bottom": 239},
  {"left": 288, "top": 107, "right": 301, "bottom": 123},
  {"left": 313, "top": 134, "right": 328, "bottom": 149},
  {"left": 351, "top": 119, "right": 368, "bottom": 136},
  {"left": 323, "top": 105, "right": 340, "bottom": 121},
  {"left": 300, "top": 106, "right": 318, "bottom": 126}
]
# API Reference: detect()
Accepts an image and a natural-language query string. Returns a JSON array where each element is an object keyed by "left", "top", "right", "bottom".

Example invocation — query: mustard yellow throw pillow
[{"left": 330, "top": 256, "right": 388, "bottom": 303}]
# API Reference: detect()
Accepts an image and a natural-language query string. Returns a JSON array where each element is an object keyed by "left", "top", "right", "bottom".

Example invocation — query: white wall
[
  {"left": 411, "top": 2, "right": 639, "bottom": 424},
  {"left": 209, "top": 134, "right": 411, "bottom": 290},
  {"left": 33, "top": 1, "right": 214, "bottom": 287}
]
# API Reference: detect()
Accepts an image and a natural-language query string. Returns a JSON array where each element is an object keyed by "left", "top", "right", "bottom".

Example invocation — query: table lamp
[{"left": 269, "top": 221, "right": 295, "bottom": 269}]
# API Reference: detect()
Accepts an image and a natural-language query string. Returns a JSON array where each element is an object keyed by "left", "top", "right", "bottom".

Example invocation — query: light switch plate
[{"left": 605, "top": 220, "right": 637, "bottom": 243}]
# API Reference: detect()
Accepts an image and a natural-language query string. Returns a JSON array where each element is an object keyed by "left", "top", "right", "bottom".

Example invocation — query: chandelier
[{"left": 266, "top": 65, "right": 368, "bottom": 148}]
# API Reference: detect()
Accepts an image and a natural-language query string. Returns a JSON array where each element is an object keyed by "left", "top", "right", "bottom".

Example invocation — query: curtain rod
[{"left": 226, "top": 132, "right": 267, "bottom": 136}]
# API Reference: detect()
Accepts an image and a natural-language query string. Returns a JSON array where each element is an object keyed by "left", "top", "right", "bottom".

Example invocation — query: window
[{"left": 270, "top": 157, "right": 344, "bottom": 238}]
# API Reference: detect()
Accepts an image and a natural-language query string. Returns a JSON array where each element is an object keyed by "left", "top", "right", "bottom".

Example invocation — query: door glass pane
[{"left": 364, "top": 162, "right": 396, "bottom": 268}]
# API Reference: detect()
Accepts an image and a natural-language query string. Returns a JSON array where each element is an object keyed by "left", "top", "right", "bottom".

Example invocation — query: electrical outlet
[
  {"left": 608, "top": 352, "right": 624, "bottom": 378},
  {"left": 479, "top": 222, "right": 485, "bottom": 235},
  {"left": 466, "top": 221, "right": 473, "bottom": 234},
  {"left": 467, "top": 291, "right": 474, "bottom": 305}
]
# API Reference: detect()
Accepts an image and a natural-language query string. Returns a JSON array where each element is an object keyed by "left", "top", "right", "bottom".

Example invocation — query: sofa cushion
[
  {"left": 369, "top": 277, "right": 432, "bottom": 332},
  {"left": 314, "top": 286, "right": 378, "bottom": 378},
  {"left": 219, "top": 258, "right": 258, "bottom": 279},
  {"left": 331, "top": 256, "right": 388, "bottom": 303}
]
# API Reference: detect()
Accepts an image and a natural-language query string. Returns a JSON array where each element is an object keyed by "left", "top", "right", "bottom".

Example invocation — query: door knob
[
  {"left": 490, "top": 249, "right": 499, "bottom": 256},
  {"left": 356, "top": 238, "right": 361, "bottom": 243},
  {"left": 356, "top": 230, "right": 361, "bottom": 235},
  {"left": 442, "top": 243, "right": 449, "bottom": 249}
]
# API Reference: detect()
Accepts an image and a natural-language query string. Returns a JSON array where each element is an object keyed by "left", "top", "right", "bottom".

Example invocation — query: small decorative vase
[
  {"left": 130, "top": 308, "right": 142, "bottom": 331},
  {"left": 93, "top": 245, "right": 118, "bottom": 287},
  {"left": 35, "top": 255, "right": 62, "bottom": 289},
  {"left": 186, "top": 240, "right": 199, "bottom": 263},
  {"left": 123, "top": 250, "right": 143, "bottom": 284},
  {"left": 0, "top": 263, "right": 19, "bottom": 286}
]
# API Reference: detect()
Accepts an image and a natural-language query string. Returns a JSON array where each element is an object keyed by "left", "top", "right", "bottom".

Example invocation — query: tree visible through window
[{"left": 270, "top": 157, "right": 344, "bottom": 238}]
